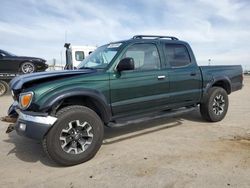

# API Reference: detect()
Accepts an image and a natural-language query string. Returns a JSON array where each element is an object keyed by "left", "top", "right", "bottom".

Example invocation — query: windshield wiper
[{"left": 78, "top": 66, "right": 96, "bottom": 70}]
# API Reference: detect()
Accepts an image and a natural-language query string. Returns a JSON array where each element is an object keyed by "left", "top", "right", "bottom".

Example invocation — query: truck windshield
[{"left": 77, "top": 43, "right": 122, "bottom": 69}]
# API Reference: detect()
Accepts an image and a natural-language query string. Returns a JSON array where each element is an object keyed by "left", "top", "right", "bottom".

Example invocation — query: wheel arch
[
  {"left": 211, "top": 79, "right": 231, "bottom": 94},
  {"left": 40, "top": 88, "right": 112, "bottom": 124},
  {"left": 202, "top": 76, "right": 231, "bottom": 103}
]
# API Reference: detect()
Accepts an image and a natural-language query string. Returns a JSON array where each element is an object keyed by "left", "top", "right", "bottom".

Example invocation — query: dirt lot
[{"left": 0, "top": 77, "right": 250, "bottom": 188}]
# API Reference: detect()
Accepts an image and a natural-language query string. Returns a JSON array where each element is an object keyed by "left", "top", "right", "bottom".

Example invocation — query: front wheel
[
  {"left": 20, "top": 62, "right": 36, "bottom": 74},
  {"left": 200, "top": 87, "right": 229, "bottom": 122},
  {"left": 43, "top": 105, "right": 104, "bottom": 166}
]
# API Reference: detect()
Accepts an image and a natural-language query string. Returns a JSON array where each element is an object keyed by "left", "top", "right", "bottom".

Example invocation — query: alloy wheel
[
  {"left": 60, "top": 120, "right": 94, "bottom": 154},
  {"left": 21, "top": 63, "right": 35, "bottom": 73},
  {"left": 212, "top": 94, "right": 225, "bottom": 116}
]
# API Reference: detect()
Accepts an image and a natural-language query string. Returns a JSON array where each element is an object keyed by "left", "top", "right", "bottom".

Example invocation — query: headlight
[{"left": 19, "top": 92, "right": 33, "bottom": 109}]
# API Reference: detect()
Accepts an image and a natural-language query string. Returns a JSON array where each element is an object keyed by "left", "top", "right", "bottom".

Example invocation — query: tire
[
  {"left": 200, "top": 87, "right": 229, "bottom": 122},
  {"left": 0, "top": 81, "right": 9, "bottom": 96},
  {"left": 20, "top": 62, "right": 36, "bottom": 74},
  {"left": 43, "top": 105, "right": 104, "bottom": 166}
]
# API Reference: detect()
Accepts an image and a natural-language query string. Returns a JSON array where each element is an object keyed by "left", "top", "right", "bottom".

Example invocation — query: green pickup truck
[{"left": 4, "top": 35, "right": 243, "bottom": 166}]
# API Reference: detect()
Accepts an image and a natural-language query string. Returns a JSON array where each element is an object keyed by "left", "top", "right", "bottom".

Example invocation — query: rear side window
[{"left": 164, "top": 44, "right": 191, "bottom": 67}]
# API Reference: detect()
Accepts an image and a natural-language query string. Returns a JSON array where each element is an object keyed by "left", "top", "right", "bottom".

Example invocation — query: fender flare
[
  {"left": 39, "top": 88, "right": 112, "bottom": 124},
  {"left": 202, "top": 76, "right": 232, "bottom": 102}
]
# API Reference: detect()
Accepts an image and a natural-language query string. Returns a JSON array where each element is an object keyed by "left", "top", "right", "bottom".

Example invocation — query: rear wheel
[
  {"left": 43, "top": 105, "right": 104, "bottom": 166},
  {"left": 0, "top": 81, "right": 9, "bottom": 96},
  {"left": 200, "top": 87, "right": 229, "bottom": 122}
]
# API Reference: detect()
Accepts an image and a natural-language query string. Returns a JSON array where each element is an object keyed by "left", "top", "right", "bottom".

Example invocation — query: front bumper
[
  {"left": 37, "top": 63, "right": 48, "bottom": 71},
  {"left": 7, "top": 103, "right": 57, "bottom": 140}
]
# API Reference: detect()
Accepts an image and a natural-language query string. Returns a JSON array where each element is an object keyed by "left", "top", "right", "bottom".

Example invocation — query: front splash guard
[
  {"left": 1, "top": 115, "right": 17, "bottom": 123},
  {"left": 1, "top": 115, "right": 17, "bottom": 134},
  {"left": 6, "top": 124, "right": 15, "bottom": 133}
]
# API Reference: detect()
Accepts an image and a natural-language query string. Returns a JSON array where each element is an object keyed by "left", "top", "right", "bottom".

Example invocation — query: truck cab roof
[{"left": 109, "top": 35, "right": 189, "bottom": 46}]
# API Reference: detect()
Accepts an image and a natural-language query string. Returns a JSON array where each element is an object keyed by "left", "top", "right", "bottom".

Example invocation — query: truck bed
[{"left": 200, "top": 65, "right": 243, "bottom": 93}]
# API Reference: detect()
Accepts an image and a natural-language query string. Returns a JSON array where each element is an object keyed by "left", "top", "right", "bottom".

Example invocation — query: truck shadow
[
  {"left": 4, "top": 133, "right": 58, "bottom": 167},
  {"left": 3, "top": 109, "right": 205, "bottom": 167},
  {"left": 104, "top": 118, "right": 183, "bottom": 145},
  {"left": 103, "top": 108, "right": 205, "bottom": 145}
]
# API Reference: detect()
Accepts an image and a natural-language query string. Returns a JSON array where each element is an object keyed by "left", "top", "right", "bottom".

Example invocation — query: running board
[{"left": 108, "top": 106, "right": 197, "bottom": 128}]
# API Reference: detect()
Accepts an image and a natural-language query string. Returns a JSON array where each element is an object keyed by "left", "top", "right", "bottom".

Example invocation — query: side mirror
[{"left": 117, "top": 57, "right": 135, "bottom": 72}]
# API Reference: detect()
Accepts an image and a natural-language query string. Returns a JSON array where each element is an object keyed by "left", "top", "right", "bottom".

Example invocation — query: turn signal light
[{"left": 19, "top": 92, "right": 33, "bottom": 109}]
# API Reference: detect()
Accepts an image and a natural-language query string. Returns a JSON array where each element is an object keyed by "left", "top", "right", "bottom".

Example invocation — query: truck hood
[{"left": 10, "top": 69, "right": 97, "bottom": 90}]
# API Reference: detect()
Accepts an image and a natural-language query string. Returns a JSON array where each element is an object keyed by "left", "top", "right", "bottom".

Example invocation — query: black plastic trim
[
  {"left": 40, "top": 88, "right": 112, "bottom": 124},
  {"left": 202, "top": 76, "right": 232, "bottom": 102},
  {"left": 15, "top": 119, "right": 51, "bottom": 140}
]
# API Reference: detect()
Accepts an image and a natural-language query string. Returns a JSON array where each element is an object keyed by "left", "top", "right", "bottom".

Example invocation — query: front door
[{"left": 110, "top": 43, "right": 170, "bottom": 116}]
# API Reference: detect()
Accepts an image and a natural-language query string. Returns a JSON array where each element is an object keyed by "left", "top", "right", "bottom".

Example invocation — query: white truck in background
[
  {"left": 64, "top": 43, "right": 97, "bottom": 70},
  {"left": 1, "top": 44, "right": 97, "bottom": 95},
  {"left": 70, "top": 45, "right": 97, "bottom": 67},
  {"left": 48, "top": 44, "right": 97, "bottom": 71}
]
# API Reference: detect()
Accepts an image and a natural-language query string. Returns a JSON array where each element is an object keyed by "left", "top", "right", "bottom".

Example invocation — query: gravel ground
[{"left": 0, "top": 77, "right": 249, "bottom": 188}]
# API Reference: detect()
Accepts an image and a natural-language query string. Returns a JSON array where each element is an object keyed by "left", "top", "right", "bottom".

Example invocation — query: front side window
[
  {"left": 75, "top": 51, "right": 85, "bottom": 61},
  {"left": 165, "top": 44, "right": 191, "bottom": 67},
  {"left": 123, "top": 43, "right": 161, "bottom": 70}
]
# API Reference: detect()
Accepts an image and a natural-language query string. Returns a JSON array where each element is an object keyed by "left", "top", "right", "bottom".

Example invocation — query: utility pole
[
  {"left": 208, "top": 59, "right": 211, "bottom": 66},
  {"left": 60, "top": 50, "right": 63, "bottom": 67},
  {"left": 65, "top": 30, "right": 68, "bottom": 43}
]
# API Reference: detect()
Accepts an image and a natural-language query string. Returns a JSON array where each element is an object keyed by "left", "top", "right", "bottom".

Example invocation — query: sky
[{"left": 0, "top": 0, "right": 250, "bottom": 69}]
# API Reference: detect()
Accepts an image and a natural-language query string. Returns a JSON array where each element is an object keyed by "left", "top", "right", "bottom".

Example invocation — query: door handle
[
  {"left": 190, "top": 72, "right": 196, "bottom": 76},
  {"left": 157, "top": 75, "right": 166, "bottom": 80}
]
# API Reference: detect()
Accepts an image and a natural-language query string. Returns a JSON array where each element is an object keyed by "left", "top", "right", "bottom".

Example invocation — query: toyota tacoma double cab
[{"left": 3, "top": 35, "right": 243, "bottom": 166}]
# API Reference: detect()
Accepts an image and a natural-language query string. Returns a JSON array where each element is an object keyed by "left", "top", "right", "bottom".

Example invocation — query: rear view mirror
[{"left": 117, "top": 57, "right": 135, "bottom": 72}]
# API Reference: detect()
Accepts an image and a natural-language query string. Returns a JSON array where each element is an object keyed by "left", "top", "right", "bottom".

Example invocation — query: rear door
[
  {"left": 110, "top": 43, "right": 170, "bottom": 116},
  {"left": 163, "top": 43, "right": 202, "bottom": 105}
]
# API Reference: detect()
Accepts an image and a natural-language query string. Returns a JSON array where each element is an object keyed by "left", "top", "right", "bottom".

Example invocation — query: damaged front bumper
[{"left": 3, "top": 102, "right": 57, "bottom": 140}]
